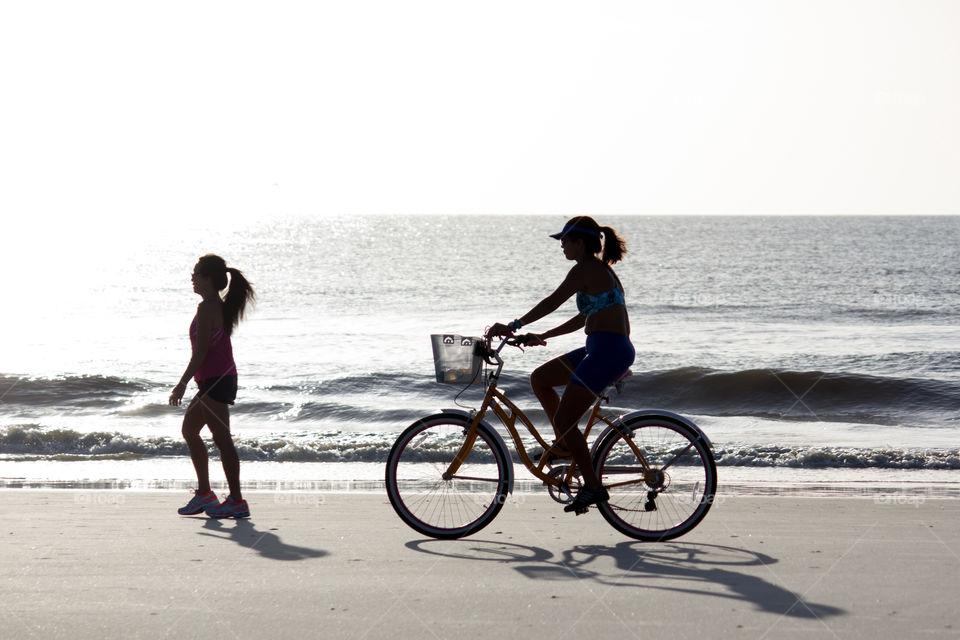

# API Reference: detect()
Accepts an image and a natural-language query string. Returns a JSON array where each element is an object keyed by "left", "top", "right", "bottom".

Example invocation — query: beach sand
[{"left": 0, "top": 491, "right": 957, "bottom": 639}]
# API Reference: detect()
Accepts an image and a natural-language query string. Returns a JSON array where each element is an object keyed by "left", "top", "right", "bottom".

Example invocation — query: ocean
[{"left": 2, "top": 215, "right": 959, "bottom": 493}]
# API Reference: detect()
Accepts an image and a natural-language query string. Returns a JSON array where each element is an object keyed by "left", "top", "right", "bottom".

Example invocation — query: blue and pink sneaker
[
  {"left": 205, "top": 495, "right": 250, "bottom": 519},
  {"left": 178, "top": 490, "right": 219, "bottom": 515}
]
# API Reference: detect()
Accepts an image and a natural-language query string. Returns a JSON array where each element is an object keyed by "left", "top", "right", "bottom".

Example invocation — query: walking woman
[
  {"left": 488, "top": 216, "right": 634, "bottom": 514},
  {"left": 169, "top": 254, "right": 255, "bottom": 518}
]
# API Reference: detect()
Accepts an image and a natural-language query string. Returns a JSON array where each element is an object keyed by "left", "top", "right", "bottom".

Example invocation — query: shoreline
[
  {"left": 0, "top": 492, "right": 957, "bottom": 639},
  {"left": 1, "top": 474, "right": 959, "bottom": 499},
  {"left": 1, "top": 458, "right": 959, "bottom": 495}
]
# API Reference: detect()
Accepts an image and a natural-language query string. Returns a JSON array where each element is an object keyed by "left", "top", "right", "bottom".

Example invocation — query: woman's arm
[
  {"left": 488, "top": 266, "right": 583, "bottom": 339},
  {"left": 516, "top": 268, "right": 581, "bottom": 328},
  {"left": 169, "top": 303, "right": 215, "bottom": 406},
  {"left": 518, "top": 314, "right": 585, "bottom": 346},
  {"left": 540, "top": 314, "right": 586, "bottom": 340}
]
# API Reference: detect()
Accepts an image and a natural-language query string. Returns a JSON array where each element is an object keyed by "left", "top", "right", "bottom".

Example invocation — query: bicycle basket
[{"left": 430, "top": 334, "right": 483, "bottom": 384}]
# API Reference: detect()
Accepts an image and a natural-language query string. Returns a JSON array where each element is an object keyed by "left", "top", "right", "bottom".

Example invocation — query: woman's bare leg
[
  {"left": 201, "top": 397, "right": 242, "bottom": 500},
  {"left": 552, "top": 382, "right": 602, "bottom": 489},
  {"left": 181, "top": 398, "right": 211, "bottom": 493},
  {"left": 530, "top": 355, "right": 576, "bottom": 450}
]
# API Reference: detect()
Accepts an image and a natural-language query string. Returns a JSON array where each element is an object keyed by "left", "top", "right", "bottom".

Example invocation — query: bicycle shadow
[
  {"left": 405, "top": 539, "right": 843, "bottom": 620},
  {"left": 195, "top": 517, "right": 328, "bottom": 561}
]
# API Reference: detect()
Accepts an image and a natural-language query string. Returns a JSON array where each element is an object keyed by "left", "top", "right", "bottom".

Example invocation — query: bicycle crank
[{"left": 547, "top": 466, "right": 581, "bottom": 504}]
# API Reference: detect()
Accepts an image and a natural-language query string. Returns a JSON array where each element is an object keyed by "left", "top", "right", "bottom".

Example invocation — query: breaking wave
[
  {"left": 2, "top": 425, "right": 958, "bottom": 469},
  {"left": 3, "top": 367, "right": 959, "bottom": 426}
]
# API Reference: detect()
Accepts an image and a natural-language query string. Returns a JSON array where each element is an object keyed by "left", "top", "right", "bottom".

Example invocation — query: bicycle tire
[
  {"left": 593, "top": 415, "right": 717, "bottom": 541},
  {"left": 385, "top": 414, "right": 511, "bottom": 539}
]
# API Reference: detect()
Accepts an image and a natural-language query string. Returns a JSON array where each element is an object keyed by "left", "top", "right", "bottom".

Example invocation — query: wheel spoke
[
  {"left": 446, "top": 474, "right": 504, "bottom": 484},
  {"left": 386, "top": 417, "right": 510, "bottom": 539},
  {"left": 595, "top": 418, "right": 716, "bottom": 541}
]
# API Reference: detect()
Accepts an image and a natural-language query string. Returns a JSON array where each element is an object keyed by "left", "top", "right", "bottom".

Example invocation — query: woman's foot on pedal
[
  {"left": 563, "top": 486, "right": 609, "bottom": 515},
  {"left": 205, "top": 495, "right": 250, "bottom": 519},
  {"left": 178, "top": 489, "right": 219, "bottom": 515}
]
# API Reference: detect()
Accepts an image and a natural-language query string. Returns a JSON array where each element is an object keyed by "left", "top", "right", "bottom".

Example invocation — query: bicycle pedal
[{"left": 574, "top": 505, "right": 589, "bottom": 516}]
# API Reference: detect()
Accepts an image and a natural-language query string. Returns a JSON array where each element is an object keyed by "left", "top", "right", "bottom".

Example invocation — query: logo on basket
[
  {"left": 461, "top": 338, "right": 473, "bottom": 347},
  {"left": 443, "top": 335, "right": 456, "bottom": 345}
]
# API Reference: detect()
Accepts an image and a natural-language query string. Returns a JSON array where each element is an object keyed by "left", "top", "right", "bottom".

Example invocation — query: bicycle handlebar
[{"left": 475, "top": 335, "right": 524, "bottom": 368}]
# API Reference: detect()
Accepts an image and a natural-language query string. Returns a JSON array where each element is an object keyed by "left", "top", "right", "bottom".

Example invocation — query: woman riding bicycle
[{"left": 488, "top": 216, "right": 635, "bottom": 514}]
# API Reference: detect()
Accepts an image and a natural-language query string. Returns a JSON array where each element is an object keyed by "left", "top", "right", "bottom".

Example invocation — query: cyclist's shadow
[
  {"left": 197, "top": 517, "right": 328, "bottom": 561},
  {"left": 406, "top": 539, "right": 843, "bottom": 620}
]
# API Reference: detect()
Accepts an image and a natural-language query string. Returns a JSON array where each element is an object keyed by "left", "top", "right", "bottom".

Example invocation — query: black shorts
[{"left": 195, "top": 375, "right": 238, "bottom": 405}]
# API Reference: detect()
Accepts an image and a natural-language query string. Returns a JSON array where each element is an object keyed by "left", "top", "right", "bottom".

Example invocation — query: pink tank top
[{"left": 190, "top": 317, "right": 237, "bottom": 381}]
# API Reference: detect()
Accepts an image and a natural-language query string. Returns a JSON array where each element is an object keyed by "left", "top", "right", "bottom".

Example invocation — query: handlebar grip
[{"left": 474, "top": 339, "right": 499, "bottom": 365}]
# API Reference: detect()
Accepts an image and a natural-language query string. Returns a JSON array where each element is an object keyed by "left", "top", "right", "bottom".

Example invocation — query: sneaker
[
  {"left": 178, "top": 490, "right": 219, "bottom": 515},
  {"left": 205, "top": 495, "right": 250, "bottom": 519},
  {"left": 563, "top": 485, "right": 609, "bottom": 515}
]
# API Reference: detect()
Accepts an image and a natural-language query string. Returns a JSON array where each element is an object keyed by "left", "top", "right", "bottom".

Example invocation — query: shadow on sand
[
  {"left": 195, "top": 517, "right": 328, "bottom": 561},
  {"left": 406, "top": 538, "right": 844, "bottom": 620}
]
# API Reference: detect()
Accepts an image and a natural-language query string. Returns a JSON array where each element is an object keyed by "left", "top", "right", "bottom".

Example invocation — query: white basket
[{"left": 431, "top": 334, "right": 483, "bottom": 384}]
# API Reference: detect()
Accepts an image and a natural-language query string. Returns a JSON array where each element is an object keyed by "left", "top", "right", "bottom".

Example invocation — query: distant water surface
[{"left": 2, "top": 215, "right": 958, "bottom": 483}]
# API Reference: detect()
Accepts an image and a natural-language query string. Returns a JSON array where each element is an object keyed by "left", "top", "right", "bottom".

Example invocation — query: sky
[{"left": 1, "top": 0, "right": 958, "bottom": 231}]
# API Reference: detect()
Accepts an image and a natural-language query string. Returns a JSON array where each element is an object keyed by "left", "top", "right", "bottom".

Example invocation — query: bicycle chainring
[{"left": 547, "top": 466, "right": 581, "bottom": 504}]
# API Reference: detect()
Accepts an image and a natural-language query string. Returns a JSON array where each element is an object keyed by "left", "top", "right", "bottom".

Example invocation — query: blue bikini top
[{"left": 577, "top": 286, "right": 625, "bottom": 317}]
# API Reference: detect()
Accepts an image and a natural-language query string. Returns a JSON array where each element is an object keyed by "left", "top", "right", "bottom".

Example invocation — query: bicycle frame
[
  {"left": 443, "top": 337, "right": 653, "bottom": 489},
  {"left": 388, "top": 336, "right": 718, "bottom": 542}
]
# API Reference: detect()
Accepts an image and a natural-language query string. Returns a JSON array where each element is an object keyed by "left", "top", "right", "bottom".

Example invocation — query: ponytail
[
  {"left": 600, "top": 226, "right": 627, "bottom": 265},
  {"left": 223, "top": 267, "right": 255, "bottom": 336},
  {"left": 554, "top": 216, "right": 627, "bottom": 265}
]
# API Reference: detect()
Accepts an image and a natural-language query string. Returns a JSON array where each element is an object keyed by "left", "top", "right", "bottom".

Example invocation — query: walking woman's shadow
[{"left": 197, "top": 517, "right": 328, "bottom": 561}]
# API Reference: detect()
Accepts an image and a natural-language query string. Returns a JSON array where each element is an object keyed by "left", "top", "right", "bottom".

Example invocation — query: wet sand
[{"left": 0, "top": 491, "right": 957, "bottom": 639}]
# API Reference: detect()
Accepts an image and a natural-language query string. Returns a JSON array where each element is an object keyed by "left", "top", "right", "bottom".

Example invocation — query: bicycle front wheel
[
  {"left": 594, "top": 416, "right": 717, "bottom": 541},
  {"left": 385, "top": 414, "right": 511, "bottom": 539}
]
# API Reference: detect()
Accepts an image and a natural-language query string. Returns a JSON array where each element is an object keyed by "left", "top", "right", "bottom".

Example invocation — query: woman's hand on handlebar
[
  {"left": 515, "top": 333, "right": 547, "bottom": 347},
  {"left": 487, "top": 324, "right": 546, "bottom": 347},
  {"left": 486, "top": 323, "right": 513, "bottom": 339}
]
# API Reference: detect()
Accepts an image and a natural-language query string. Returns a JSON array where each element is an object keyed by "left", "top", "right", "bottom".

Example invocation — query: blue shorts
[{"left": 563, "top": 332, "right": 635, "bottom": 395}]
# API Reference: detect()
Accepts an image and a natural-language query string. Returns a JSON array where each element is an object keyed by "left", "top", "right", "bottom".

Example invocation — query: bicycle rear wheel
[
  {"left": 385, "top": 414, "right": 510, "bottom": 539},
  {"left": 594, "top": 415, "right": 716, "bottom": 541}
]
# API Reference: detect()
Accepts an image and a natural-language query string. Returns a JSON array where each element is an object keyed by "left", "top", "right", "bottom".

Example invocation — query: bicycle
[{"left": 385, "top": 336, "right": 717, "bottom": 541}]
